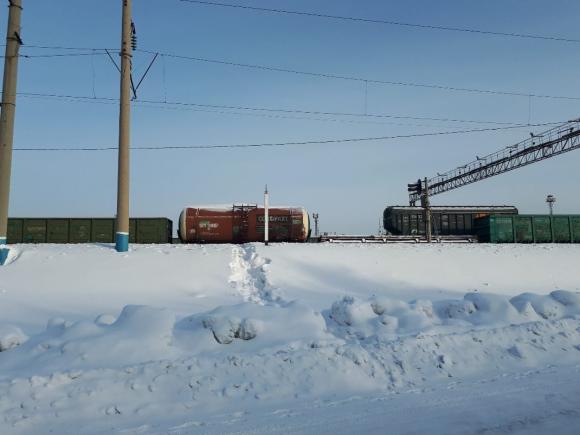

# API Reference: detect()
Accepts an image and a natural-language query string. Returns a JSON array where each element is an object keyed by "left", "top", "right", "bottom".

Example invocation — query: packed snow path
[
  {"left": 229, "top": 245, "right": 281, "bottom": 305},
  {"left": 0, "top": 243, "right": 579, "bottom": 434}
]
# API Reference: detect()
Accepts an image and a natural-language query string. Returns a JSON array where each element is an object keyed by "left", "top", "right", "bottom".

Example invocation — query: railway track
[{"left": 313, "top": 234, "right": 478, "bottom": 244}]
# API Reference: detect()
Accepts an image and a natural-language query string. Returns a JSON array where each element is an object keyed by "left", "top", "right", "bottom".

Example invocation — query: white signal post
[{"left": 264, "top": 185, "right": 269, "bottom": 246}]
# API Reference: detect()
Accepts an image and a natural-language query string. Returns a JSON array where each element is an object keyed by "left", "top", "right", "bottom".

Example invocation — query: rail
[{"left": 314, "top": 235, "right": 477, "bottom": 243}]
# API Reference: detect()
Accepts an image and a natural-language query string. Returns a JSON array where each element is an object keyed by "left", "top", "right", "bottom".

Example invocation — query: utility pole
[
  {"left": 264, "top": 185, "right": 269, "bottom": 246},
  {"left": 546, "top": 194, "right": 556, "bottom": 216},
  {"left": 0, "top": 0, "right": 23, "bottom": 266},
  {"left": 115, "top": 0, "right": 132, "bottom": 252},
  {"left": 421, "top": 177, "right": 432, "bottom": 242},
  {"left": 313, "top": 213, "right": 319, "bottom": 237}
]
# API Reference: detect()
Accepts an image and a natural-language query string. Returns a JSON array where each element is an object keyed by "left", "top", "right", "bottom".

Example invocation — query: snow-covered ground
[{"left": 1, "top": 243, "right": 579, "bottom": 434}]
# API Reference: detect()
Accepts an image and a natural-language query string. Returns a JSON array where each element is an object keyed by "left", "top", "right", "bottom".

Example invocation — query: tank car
[{"left": 178, "top": 204, "right": 310, "bottom": 243}]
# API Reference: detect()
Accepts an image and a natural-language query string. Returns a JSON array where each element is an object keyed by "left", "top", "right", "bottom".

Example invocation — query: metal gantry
[{"left": 409, "top": 119, "right": 580, "bottom": 205}]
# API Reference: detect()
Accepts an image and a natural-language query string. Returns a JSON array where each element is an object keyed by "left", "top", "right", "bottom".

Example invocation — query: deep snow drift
[{"left": 0, "top": 243, "right": 580, "bottom": 434}]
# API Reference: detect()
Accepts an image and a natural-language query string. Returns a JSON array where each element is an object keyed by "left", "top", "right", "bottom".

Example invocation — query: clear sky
[{"left": 2, "top": 0, "right": 580, "bottom": 234}]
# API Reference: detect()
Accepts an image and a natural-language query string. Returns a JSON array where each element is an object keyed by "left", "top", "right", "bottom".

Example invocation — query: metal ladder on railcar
[{"left": 232, "top": 204, "right": 257, "bottom": 243}]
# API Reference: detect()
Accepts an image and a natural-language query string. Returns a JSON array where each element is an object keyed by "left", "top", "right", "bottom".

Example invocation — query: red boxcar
[{"left": 178, "top": 205, "right": 310, "bottom": 243}]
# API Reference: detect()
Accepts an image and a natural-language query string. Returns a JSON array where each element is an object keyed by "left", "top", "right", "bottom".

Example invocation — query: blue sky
[{"left": 3, "top": 0, "right": 580, "bottom": 233}]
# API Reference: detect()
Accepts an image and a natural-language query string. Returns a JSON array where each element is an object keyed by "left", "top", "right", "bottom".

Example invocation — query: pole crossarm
[{"left": 409, "top": 118, "right": 580, "bottom": 204}]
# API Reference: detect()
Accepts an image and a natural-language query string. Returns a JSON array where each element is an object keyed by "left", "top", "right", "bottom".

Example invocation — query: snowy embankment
[{"left": 0, "top": 243, "right": 580, "bottom": 434}]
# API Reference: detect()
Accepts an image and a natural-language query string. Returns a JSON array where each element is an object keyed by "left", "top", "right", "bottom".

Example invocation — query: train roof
[
  {"left": 183, "top": 204, "right": 306, "bottom": 212},
  {"left": 385, "top": 205, "right": 518, "bottom": 212}
]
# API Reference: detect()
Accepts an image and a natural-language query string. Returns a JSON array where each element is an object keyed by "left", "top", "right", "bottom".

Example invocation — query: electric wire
[
  {"left": 13, "top": 122, "right": 565, "bottom": 152},
  {"left": 137, "top": 49, "right": 580, "bottom": 101},
  {"left": 16, "top": 92, "right": 455, "bottom": 128},
  {"left": 3, "top": 43, "right": 579, "bottom": 101},
  {"left": 9, "top": 91, "right": 539, "bottom": 126},
  {"left": 179, "top": 0, "right": 580, "bottom": 44}
]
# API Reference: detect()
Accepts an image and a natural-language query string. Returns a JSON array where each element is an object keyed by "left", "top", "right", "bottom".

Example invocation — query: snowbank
[
  {"left": 1, "top": 243, "right": 580, "bottom": 433},
  {"left": 255, "top": 243, "right": 580, "bottom": 310},
  {"left": 328, "top": 291, "right": 580, "bottom": 339},
  {"left": 0, "top": 290, "right": 579, "bottom": 433},
  {"left": 0, "top": 325, "right": 27, "bottom": 352},
  {"left": 1, "top": 290, "right": 579, "bottom": 379},
  {"left": 2, "top": 243, "right": 580, "bottom": 334}
]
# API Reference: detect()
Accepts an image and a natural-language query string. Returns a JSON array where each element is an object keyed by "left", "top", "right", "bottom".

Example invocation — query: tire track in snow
[{"left": 228, "top": 244, "right": 283, "bottom": 305}]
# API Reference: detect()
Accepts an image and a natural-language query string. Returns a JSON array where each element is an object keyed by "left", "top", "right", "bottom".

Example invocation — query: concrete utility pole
[
  {"left": 115, "top": 0, "right": 132, "bottom": 252},
  {"left": 422, "top": 177, "right": 432, "bottom": 242},
  {"left": 0, "top": 0, "right": 23, "bottom": 266},
  {"left": 264, "top": 185, "right": 269, "bottom": 246}
]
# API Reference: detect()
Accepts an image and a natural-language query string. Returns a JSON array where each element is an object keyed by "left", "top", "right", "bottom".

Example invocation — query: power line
[
  {"left": 13, "top": 122, "right": 565, "bottom": 152},
  {"left": 16, "top": 92, "right": 446, "bottom": 128},
  {"left": 18, "top": 52, "right": 108, "bottom": 59},
  {"left": 2, "top": 44, "right": 115, "bottom": 52},
  {"left": 10, "top": 91, "right": 539, "bottom": 126},
  {"left": 137, "top": 49, "right": 580, "bottom": 101},
  {"left": 24, "top": 44, "right": 114, "bottom": 51},
  {"left": 4, "top": 43, "right": 579, "bottom": 100},
  {"left": 2, "top": 49, "right": 115, "bottom": 59},
  {"left": 179, "top": 0, "right": 580, "bottom": 44}
]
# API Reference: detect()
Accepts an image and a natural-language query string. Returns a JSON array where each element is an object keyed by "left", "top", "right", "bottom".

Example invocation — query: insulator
[{"left": 131, "top": 35, "right": 138, "bottom": 51}]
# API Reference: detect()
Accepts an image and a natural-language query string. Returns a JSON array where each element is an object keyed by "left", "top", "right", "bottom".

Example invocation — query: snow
[
  {"left": 183, "top": 204, "right": 303, "bottom": 211},
  {"left": 0, "top": 243, "right": 580, "bottom": 434},
  {"left": 387, "top": 205, "right": 518, "bottom": 211},
  {"left": 0, "top": 325, "right": 27, "bottom": 352}
]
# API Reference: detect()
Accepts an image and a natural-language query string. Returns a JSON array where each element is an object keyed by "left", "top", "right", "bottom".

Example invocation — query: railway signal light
[{"left": 407, "top": 179, "right": 423, "bottom": 194}]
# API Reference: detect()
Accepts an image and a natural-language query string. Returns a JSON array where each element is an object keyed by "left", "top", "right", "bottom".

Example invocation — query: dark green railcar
[
  {"left": 513, "top": 216, "right": 534, "bottom": 243},
  {"left": 6, "top": 217, "right": 172, "bottom": 244},
  {"left": 533, "top": 216, "right": 552, "bottom": 243},
  {"left": 474, "top": 215, "right": 515, "bottom": 243},
  {"left": 475, "top": 214, "right": 580, "bottom": 243},
  {"left": 572, "top": 216, "right": 580, "bottom": 243},
  {"left": 23, "top": 219, "right": 47, "bottom": 243},
  {"left": 7, "top": 219, "right": 23, "bottom": 244},
  {"left": 91, "top": 219, "right": 115, "bottom": 243},
  {"left": 69, "top": 219, "right": 92, "bottom": 243},
  {"left": 383, "top": 206, "right": 518, "bottom": 236},
  {"left": 47, "top": 219, "right": 70, "bottom": 243},
  {"left": 552, "top": 216, "right": 571, "bottom": 243},
  {"left": 134, "top": 218, "right": 173, "bottom": 244}
]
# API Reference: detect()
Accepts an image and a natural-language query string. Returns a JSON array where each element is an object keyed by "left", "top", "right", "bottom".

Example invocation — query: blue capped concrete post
[
  {"left": 0, "top": 239, "right": 9, "bottom": 266},
  {"left": 115, "top": 0, "right": 132, "bottom": 253},
  {"left": 115, "top": 232, "right": 129, "bottom": 252}
]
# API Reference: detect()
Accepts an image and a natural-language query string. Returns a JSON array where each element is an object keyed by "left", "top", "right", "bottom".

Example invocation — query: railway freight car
[
  {"left": 7, "top": 217, "right": 172, "bottom": 244},
  {"left": 178, "top": 204, "right": 310, "bottom": 243},
  {"left": 383, "top": 206, "right": 518, "bottom": 236},
  {"left": 475, "top": 214, "right": 580, "bottom": 243}
]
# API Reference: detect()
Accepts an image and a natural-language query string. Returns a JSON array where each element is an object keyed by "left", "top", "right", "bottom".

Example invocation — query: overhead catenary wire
[
  {"left": 137, "top": 49, "right": 580, "bottom": 101},
  {"left": 16, "top": 52, "right": 109, "bottom": 59},
  {"left": 178, "top": 0, "right": 580, "bottom": 44},
  {"left": 3, "top": 44, "right": 579, "bottom": 101},
  {"left": 1, "top": 43, "right": 115, "bottom": 51},
  {"left": 13, "top": 122, "right": 566, "bottom": 152},
  {"left": 14, "top": 92, "right": 457, "bottom": 128},
  {"left": 6, "top": 91, "right": 546, "bottom": 126}
]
